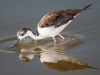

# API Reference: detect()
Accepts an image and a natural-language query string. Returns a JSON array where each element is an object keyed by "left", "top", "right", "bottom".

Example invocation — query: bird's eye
[{"left": 20, "top": 33, "right": 25, "bottom": 36}]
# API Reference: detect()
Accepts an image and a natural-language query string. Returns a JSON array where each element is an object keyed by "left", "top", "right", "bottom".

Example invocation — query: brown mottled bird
[{"left": 17, "top": 4, "right": 92, "bottom": 43}]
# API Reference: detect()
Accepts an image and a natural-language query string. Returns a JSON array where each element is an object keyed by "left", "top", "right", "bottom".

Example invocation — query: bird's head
[
  {"left": 17, "top": 28, "right": 36, "bottom": 42},
  {"left": 19, "top": 51, "right": 35, "bottom": 62}
]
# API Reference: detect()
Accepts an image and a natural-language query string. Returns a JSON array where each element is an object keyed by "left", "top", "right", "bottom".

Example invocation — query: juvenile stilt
[{"left": 16, "top": 5, "right": 92, "bottom": 44}]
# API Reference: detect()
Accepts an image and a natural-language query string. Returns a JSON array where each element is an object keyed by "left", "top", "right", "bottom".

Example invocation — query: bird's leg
[
  {"left": 52, "top": 37, "right": 57, "bottom": 44},
  {"left": 53, "top": 37, "right": 57, "bottom": 43},
  {"left": 58, "top": 34, "right": 65, "bottom": 41}
]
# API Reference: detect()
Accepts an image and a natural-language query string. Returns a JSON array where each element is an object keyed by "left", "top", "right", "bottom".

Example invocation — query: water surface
[{"left": 0, "top": 0, "right": 100, "bottom": 75}]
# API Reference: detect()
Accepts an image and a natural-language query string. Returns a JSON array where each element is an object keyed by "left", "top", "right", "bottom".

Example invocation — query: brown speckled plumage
[{"left": 38, "top": 4, "right": 92, "bottom": 28}]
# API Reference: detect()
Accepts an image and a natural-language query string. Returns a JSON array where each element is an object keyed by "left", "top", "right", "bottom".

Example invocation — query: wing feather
[{"left": 38, "top": 4, "right": 92, "bottom": 28}]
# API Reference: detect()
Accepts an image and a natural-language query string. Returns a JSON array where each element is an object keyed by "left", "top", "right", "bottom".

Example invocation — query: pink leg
[
  {"left": 58, "top": 34, "right": 65, "bottom": 41},
  {"left": 52, "top": 37, "right": 57, "bottom": 43}
]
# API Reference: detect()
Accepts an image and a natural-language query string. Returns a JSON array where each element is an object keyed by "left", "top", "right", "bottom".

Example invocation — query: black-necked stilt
[{"left": 17, "top": 4, "right": 92, "bottom": 43}]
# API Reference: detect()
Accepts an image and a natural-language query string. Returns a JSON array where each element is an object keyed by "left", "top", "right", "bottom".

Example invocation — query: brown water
[{"left": 0, "top": 0, "right": 100, "bottom": 75}]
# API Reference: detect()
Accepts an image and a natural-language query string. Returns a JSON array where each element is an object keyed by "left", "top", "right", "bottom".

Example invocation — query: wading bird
[{"left": 17, "top": 4, "right": 92, "bottom": 44}]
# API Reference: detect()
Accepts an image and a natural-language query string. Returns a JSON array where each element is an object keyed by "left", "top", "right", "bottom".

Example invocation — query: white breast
[{"left": 37, "top": 20, "right": 72, "bottom": 38}]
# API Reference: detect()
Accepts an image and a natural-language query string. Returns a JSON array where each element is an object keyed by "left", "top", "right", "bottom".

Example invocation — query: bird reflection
[
  {"left": 19, "top": 48, "right": 36, "bottom": 62},
  {"left": 16, "top": 40, "right": 98, "bottom": 72}
]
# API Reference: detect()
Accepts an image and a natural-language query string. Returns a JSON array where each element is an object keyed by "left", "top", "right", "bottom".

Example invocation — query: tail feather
[
  {"left": 84, "top": 4, "right": 93, "bottom": 10},
  {"left": 73, "top": 4, "right": 93, "bottom": 15}
]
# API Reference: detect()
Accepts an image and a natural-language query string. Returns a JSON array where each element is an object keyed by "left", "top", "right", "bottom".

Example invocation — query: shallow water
[{"left": 0, "top": 0, "right": 100, "bottom": 75}]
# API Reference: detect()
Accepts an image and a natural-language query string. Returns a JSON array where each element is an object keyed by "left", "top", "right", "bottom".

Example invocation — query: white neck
[{"left": 25, "top": 31, "right": 46, "bottom": 40}]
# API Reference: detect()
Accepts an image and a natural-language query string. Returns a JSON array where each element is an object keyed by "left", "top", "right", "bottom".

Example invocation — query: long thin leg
[
  {"left": 58, "top": 34, "right": 65, "bottom": 41},
  {"left": 52, "top": 37, "right": 57, "bottom": 46},
  {"left": 52, "top": 37, "right": 57, "bottom": 43}
]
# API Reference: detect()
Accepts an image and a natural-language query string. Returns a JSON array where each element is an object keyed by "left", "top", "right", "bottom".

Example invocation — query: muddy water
[{"left": 0, "top": 0, "right": 100, "bottom": 75}]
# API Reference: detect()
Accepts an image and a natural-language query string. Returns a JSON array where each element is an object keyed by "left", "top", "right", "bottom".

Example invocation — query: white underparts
[
  {"left": 18, "top": 20, "right": 73, "bottom": 41},
  {"left": 37, "top": 20, "right": 72, "bottom": 39},
  {"left": 17, "top": 20, "right": 72, "bottom": 40}
]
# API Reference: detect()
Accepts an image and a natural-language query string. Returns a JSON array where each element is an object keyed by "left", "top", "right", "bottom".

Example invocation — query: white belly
[{"left": 38, "top": 20, "right": 72, "bottom": 38}]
